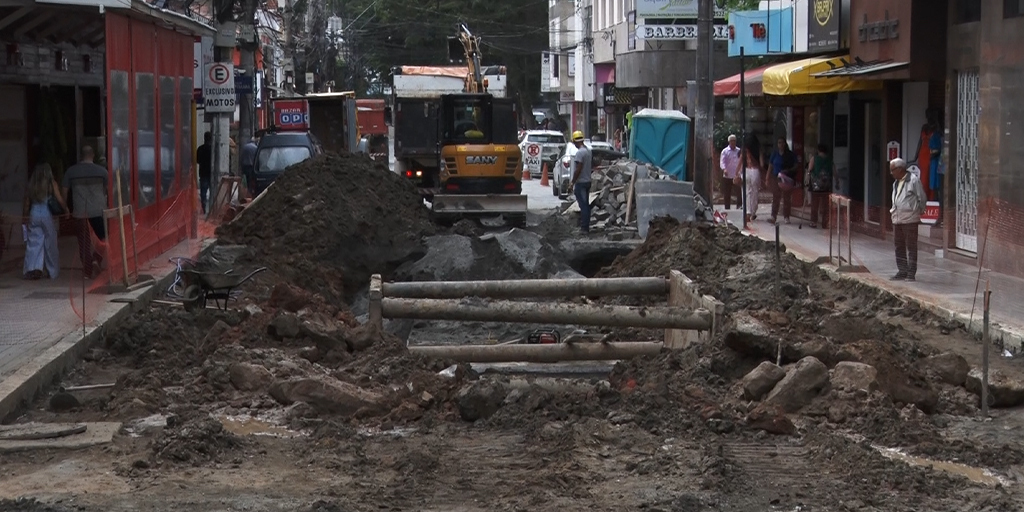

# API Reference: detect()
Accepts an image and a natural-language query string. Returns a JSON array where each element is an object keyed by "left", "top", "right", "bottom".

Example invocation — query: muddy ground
[{"left": 2, "top": 156, "right": 1024, "bottom": 511}]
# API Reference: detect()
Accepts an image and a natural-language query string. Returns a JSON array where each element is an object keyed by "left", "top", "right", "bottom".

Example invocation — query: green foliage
[
  {"left": 718, "top": 0, "right": 759, "bottom": 10},
  {"left": 714, "top": 120, "right": 740, "bottom": 152}
]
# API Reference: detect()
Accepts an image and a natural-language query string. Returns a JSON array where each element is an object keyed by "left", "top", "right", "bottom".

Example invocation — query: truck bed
[{"left": 394, "top": 98, "right": 439, "bottom": 158}]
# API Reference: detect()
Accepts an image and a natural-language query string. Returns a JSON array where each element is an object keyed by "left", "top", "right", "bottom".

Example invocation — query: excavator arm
[{"left": 455, "top": 23, "right": 485, "bottom": 94}]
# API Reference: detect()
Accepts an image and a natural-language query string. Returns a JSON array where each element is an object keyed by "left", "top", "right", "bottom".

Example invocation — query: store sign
[
  {"left": 193, "top": 36, "right": 213, "bottom": 103},
  {"left": 559, "top": 91, "right": 574, "bottom": 103},
  {"left": 728, "top": 8, "right": 793, "bottom": 57},
  {"left": 922, "top": 201, "right": 940, "bottom": 225},
  {"left": 272, "top": 99, "right": 309, "bottom": 129},
  {"left": 637, "top": 0, "right": 725, "bottom": 19},
  {"left": 808, "top": 0, "right": 840, "bottom": 51},
  {"left": 603, "top": 84, "right": 646, "bottom": 105},
  {"left": 203, "top": 62, "right": 236, "bottom": 113},
  {"left": 636, "top": 24, "right": 728, "bottom": 41},
  {"left": 541, "top": 52, "right": 552, "bottom": 93},
  {"left": 858, "top": 11, "right": 899, "bottom": 42},
  {"left": 887, "top": 141, "right": 900, "bottom": 161}
]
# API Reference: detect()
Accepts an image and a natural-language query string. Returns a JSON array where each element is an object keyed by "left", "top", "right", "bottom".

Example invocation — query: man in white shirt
[
  {"left": 889, "top": 158, "right": 927, "bottom": 282},
  {"left": 719, "top": 134, "right": 742, "bottom": 209}
]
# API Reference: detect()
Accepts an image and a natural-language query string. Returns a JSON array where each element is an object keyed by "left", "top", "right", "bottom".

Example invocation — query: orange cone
[
  {"left": 540, "top": 162, "right": 550, "bottom": 187},
  {"left": 523, "top": 165, "right": 532, "bottom": 180}
]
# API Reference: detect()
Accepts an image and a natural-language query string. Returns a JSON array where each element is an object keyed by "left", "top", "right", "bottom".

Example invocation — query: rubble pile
[{"left": 563, "top": 159, "right": 674, "bottom": 231}]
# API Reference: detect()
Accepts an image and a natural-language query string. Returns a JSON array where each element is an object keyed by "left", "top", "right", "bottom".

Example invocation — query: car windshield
[
  {"left": 258, "top": 146, "right": 312, "bottom": 173},
  {"left": 527, "top": 134, "right": 565, "bottom": 144}
]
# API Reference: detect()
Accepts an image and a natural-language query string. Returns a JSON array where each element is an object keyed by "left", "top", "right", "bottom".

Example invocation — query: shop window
[
  {"left": 1005, "top": 0, "right": 1024, "bottom": 18},
  {"left": 179, "top": 77, "right": 193, "bottom": 195},
  {"left": 136, "top": 73, "right": 156, "bottom": 208},
  {"left": 954, "top": 0, "right": 982, "bottom": 23},
  {"left": 109, "top": 70, "right": 131, "bottom": 206},
  {"left": 159, "top": 76, "right": 177, "bottom": 199}
]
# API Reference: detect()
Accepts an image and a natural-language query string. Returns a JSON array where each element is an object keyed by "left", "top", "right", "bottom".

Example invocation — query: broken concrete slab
[
  {"left": 0, "top": 422, "right": 86, "bottom": 441},
  {"left": 0, "top": 422, "right": 121, "bottom": 453},
  {"left": 920, "top": 352, "right": 970, "bottom": 386},
  {"left": 831, "top": 362, "right": 879, "bottom": 393},
  {"left": 966, "top": 368, "right": 1024, "bottom": 408},
  {"left": 228, "top": 363, "right": 275, "bottom": 392},
  {"left": 723, "top": 313, "right": 776, "bottom": 358},
  {"left": 741, "top": 361, "right": 786, "bottom": 401},
  {"left": 765, "top": 356, "right": 829, "bottom": 413},
  {"left": 269, "top": 378, "right": 385, "bottom": 416}
]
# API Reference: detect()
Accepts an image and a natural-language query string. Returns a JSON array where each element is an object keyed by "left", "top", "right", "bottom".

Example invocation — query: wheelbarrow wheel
[{"left": 182, "top": 285, "right": 202, "bottom": 312}]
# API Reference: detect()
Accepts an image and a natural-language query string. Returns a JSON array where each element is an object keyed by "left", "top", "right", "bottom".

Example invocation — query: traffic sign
[
  {"left": 204, "top": 62, "right": 236, "bottom": 113},
  {"left": 527, "top": 144, "right": 540, "bottom": 157}
]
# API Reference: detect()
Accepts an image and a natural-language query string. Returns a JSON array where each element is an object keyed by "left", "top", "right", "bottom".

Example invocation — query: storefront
[
  {"left": 0, "top": 0, "right": 211, "bottom": 279},
  {"left": 810, "top": 0, "right": 946, "bottom": 239}
]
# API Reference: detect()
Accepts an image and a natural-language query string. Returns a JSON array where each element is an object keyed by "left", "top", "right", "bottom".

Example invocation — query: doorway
[{"left": 864, "top": 102, "right": 883, "bottom": 224}]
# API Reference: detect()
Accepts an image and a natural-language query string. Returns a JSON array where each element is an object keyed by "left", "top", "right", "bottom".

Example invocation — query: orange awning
[{"left": 714, "top": 64, "right": 774, "bottom": 97}]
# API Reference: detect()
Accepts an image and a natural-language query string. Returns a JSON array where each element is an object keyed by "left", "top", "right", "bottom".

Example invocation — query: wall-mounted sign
[
  {"left": 887, "top": 140, "right": 900, "bottom": 161},
  {"left": 541, "top": 52, "right": 552, "bottom": 93},
  {"left": 637, "top": 0, "right": 725, "bottom": 19},
  {"left": 727, "top": 8, "right": 793, "bottom": 57},
  {"left": 808, "top": 0, "right": 840, "bottom": 51},
  {"left": 559, "top": 91, "right": 574, "bottom": 103},
  {"left": 204, "top": 62, "right": 236, "bottom": 113},
  {"left": 636, "top": 24, "right": 728, "bottom": 40},
  {"left": 859, "top": 11, "right": 899, "bottom": 41}
]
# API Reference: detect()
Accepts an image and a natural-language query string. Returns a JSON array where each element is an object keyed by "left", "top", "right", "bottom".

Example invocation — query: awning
[
  {"left": 595, "top": 63, "right": 615, "bottom": 84},
  {"left": 713, "top": 64, "right": 775, "bottom": 97},
  {"left": 762, "top": 56, "right": 883, "bottom": 96},
  {"left": 810, "top": 60, "right": 909, "bottom": 78}
]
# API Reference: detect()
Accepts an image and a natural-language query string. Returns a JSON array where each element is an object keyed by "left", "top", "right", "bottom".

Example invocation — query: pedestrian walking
[
  {"left": 22, "top": 163, "right": 65, "bottom": 280},
  {"left": 736, "top": 133, "right": 762, "bottom": 224},
  {"left": 240, "top": 137, "right": 258, "bottom": 197},
  {"left": 806, "top": 144, "right": 835, "bottom": 229},
  {"left": 719, "top": 134, "right": 742, "bottom": 210},
  {"left": 889, "top": 158, "right": 927, "bottom": 281},
  {"left": 768, "top": 137, "right": 798, "bottom": 224},
  {"left": 62, "top": 146, "right": 109, "bottom": 279},
  {"left": 568, "top": 130, "right": 593, "bottom": 234},
  {"left": 196, "top": 132, "right": 212, "bottom": 213}
]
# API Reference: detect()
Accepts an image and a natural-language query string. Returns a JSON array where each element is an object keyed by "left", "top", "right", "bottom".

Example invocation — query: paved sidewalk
[{"left": 719, "top": 206, "right": 1024, "bottom": 350}]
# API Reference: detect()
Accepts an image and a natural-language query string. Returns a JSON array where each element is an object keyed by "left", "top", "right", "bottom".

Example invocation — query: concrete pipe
[
  {"left": 381, "top": 277, "right": 668, "bottom": 299},
  {"left": 408, "top": 342, "right": 664, "bottom": 363},
  {"left": 381, "top": 298, "right": 712, "bottom": 330}
]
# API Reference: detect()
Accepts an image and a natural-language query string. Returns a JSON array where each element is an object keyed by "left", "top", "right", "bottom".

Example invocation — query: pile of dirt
[
  {"left": 216, "top": 153, "right": 437, "bottom": 302},
  {"left": 151, "top": 412, "right": 246, "bottom": 465}
]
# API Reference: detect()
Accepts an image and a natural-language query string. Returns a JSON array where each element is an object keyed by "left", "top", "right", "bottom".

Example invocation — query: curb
[
  {"left": 0, "top": 242, "right": 213, "bottom": 422},
  {"left": 780, "top": 242, "right": 1024, "bottom": 354}
]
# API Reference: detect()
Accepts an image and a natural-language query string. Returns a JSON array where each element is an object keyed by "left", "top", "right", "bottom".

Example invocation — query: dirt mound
[
  {"left": 151, "top": 413, "right": 246, "bottom": 465},
  {"left": 217, "top": 153, "right": 436, "bottom": 302}
]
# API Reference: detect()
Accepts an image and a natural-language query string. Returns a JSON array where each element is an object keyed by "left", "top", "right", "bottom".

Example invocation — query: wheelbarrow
[{"left": 180, "top": 267, "right": 267, "bottom": 312}]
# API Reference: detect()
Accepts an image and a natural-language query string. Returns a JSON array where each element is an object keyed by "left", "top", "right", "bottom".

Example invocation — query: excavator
[{"left": 430, "top": 24, "right": 527, "bottom": 226}]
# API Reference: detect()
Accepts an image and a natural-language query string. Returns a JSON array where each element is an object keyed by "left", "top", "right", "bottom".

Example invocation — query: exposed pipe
[
  {"left": 381, "top": 277, "right": 668, "bottom": 299},
  {"left": 381, "top": 298, "right": 712, "bottom": 330},
  {"left": 409, "top": 341, "right": 663, "bottom": 363}
]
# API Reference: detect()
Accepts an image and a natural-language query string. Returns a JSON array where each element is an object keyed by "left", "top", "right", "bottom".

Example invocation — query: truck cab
[{"left": 437, "top": 93, "right": 522, "bottom": 194}]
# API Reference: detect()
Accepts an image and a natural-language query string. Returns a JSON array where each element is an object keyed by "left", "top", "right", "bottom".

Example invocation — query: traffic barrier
[{"left": 540, "top": 162, "right": 550, "bottom": 187}]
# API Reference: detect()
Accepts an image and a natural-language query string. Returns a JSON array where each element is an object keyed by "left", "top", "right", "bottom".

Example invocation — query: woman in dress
[{"left": 22, "top": 163, "right": 65, "bottom": 280}]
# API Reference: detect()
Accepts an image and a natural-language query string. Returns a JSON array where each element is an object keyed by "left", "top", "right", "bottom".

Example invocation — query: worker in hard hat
[{"left": 568, "top": 130, "right": 593, "bottom": 234}]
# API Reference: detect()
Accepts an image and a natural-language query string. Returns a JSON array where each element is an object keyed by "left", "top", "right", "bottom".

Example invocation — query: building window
[
  {"left": 954, "top": 0, "right": 981, "bottom": 23},
  {"left": 1005, "top": 0, "right": 1024, "bottom": 18}
]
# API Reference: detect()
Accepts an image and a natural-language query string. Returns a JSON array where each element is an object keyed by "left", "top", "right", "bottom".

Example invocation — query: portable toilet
[{"left": 628, "top": 109, "right": 692, "bottom": 180}]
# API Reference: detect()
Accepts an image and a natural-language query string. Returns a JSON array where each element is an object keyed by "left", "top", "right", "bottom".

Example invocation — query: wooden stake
[{"left": 624, "top": 167, "right": 638, "bottom": 225}]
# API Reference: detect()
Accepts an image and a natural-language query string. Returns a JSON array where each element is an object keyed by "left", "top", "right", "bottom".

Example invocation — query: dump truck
[
  {"left": 268, "top": 93, "right": 363, "bottom": 155},
  {"left": 389, "top": 24, "right": 525, "bottom": 225}
]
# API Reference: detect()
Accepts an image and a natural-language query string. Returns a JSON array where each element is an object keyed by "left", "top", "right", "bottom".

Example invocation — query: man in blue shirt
[{"left": 768, "top": 137, "right": 798, "bottom": 224}]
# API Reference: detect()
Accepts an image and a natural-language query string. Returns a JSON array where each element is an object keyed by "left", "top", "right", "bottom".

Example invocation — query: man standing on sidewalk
[
  {"left": 569, "top": 130, "right": 593, "bottom": 234},
  {"left": 62, "top": 146, "right": 108, "bottom": 279},
  {"left": 196, "top": 132, "right": 212, "bottom": 213},
  {"left": 889, "top": 158, "right": 927, "bottom": 281},
  {"left": 719, "top": 134, "right": 741, "bottom": 210}
]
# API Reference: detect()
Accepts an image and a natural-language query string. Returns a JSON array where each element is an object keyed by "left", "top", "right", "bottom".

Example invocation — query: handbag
[
  {"left": 777, "top": 172, "right": 797, "bottom": 191},
  {"left": 47, "top": 195, "right": 65, "bottom": 216}
]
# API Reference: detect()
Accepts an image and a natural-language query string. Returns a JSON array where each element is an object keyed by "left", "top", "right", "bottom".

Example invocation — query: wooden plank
[{"left": 624, "top": 166, "right": 638, "bottom": 225}]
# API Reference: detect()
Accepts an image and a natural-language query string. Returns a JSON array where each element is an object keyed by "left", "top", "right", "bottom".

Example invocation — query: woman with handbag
[
  {"left": 806, "top": 144, "right": 835, "bottom": 229},
  {"left": 21, "top": 163, "right": 66, "bottom": 280}
]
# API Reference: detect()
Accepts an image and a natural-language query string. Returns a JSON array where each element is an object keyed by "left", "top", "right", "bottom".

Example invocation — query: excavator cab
[{"left": 432, "top": 93, "right": 526, "bottom": 225}]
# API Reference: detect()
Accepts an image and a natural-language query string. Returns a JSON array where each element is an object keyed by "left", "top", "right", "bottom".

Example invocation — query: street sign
[
  {"left": 204, "top": 62, "right": 236, "bottom": 113},
  {"left": 526, "top": 144, "right": 540, "bottom": 157},
  {"left": 234, "top": 75, "right": 253, "bottom": 95},
  {"left": 524, "top": 143, "right": 542, "bottom": 173}
]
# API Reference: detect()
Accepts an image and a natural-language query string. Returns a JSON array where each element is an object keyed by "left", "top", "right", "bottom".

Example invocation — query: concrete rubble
[{"left": 562, "top": 159, "right": 674, "bottom": 231}]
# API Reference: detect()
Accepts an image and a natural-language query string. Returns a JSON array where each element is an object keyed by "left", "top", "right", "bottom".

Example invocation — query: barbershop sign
[{"left": 636, "top": 24, "right": 728, "bottom": 40}]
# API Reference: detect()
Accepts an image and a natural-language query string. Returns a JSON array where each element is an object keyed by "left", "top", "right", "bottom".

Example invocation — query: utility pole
[
  {"left": 211, "top": 0, "right": 236, "bottom": 216},
  {"left": 238, "top": 0, "right": 259, "bottom": 147},
  {"left": 694, "top": 0, "right": 713, "bottom": 202}
]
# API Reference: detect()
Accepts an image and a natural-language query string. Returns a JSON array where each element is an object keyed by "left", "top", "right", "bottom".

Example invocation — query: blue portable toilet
[{"left": 628, "top": 109, "right": 692, "bottom": 180}]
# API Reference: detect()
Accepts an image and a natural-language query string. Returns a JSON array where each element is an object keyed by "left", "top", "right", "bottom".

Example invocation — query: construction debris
[{"left": 562, "top": 159, "right": 674, "bottom": 231}]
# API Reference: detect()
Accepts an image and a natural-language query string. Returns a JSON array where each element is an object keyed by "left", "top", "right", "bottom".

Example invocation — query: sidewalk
[{"left": 720, "top": 206, "right": 1024, "bottom": 351}]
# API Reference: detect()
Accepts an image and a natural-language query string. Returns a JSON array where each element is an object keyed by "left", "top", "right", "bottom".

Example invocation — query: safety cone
[
  {"left": 540, "top": 162, "right": 550, "bottom": 187},
  {"left": 523, "top": 166, "right": 532, "bottom": 180}
]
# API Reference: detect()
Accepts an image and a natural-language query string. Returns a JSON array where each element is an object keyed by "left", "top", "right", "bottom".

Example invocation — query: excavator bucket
[{"left": 430, "top": 194, "right": 528, "bottom": 226}]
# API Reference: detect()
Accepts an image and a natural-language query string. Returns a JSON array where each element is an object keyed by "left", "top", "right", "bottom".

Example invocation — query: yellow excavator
[{"left": 431, "top": 24, "right": 528, "bottom": 226}]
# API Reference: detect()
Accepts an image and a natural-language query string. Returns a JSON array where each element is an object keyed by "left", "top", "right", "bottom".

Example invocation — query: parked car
[
  {"left": 251, "top": 130, "right": 324, "bottom": 196},
  {"left": 554, "top": 140, "right": 629, "bottom": 198},
  {"left": 518, "top": 130, "right": 566, "bottom": 178}
]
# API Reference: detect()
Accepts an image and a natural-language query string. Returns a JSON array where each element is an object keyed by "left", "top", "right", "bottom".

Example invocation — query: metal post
[
  {"left": 381, "top": 298, "right": 713, "bottom": 330},
  {"left": 740, "top": 47, "right": 747, "bottom": 230},
  {"left": 982, "top": 281, "right": 991, "bottom": 417},
  {"left": 694, "top": 0, "right": 714, "bottom": 203},
  {"left": 238, "top": 0, "right": 258, "bottom": 148},
  {"left": 775, "top": 223, "right": 781, "bottom": 298}
]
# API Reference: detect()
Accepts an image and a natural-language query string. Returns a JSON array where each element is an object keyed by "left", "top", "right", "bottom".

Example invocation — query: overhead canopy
[
  {"left": 811, "top": 60, "right": 909, "bottom": 78},
  {"left": 713, "top": 64, "right": 775, "bottom": 97},
  {"left": 762, "top": 56, "right": 883, "bottom": 96}
]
